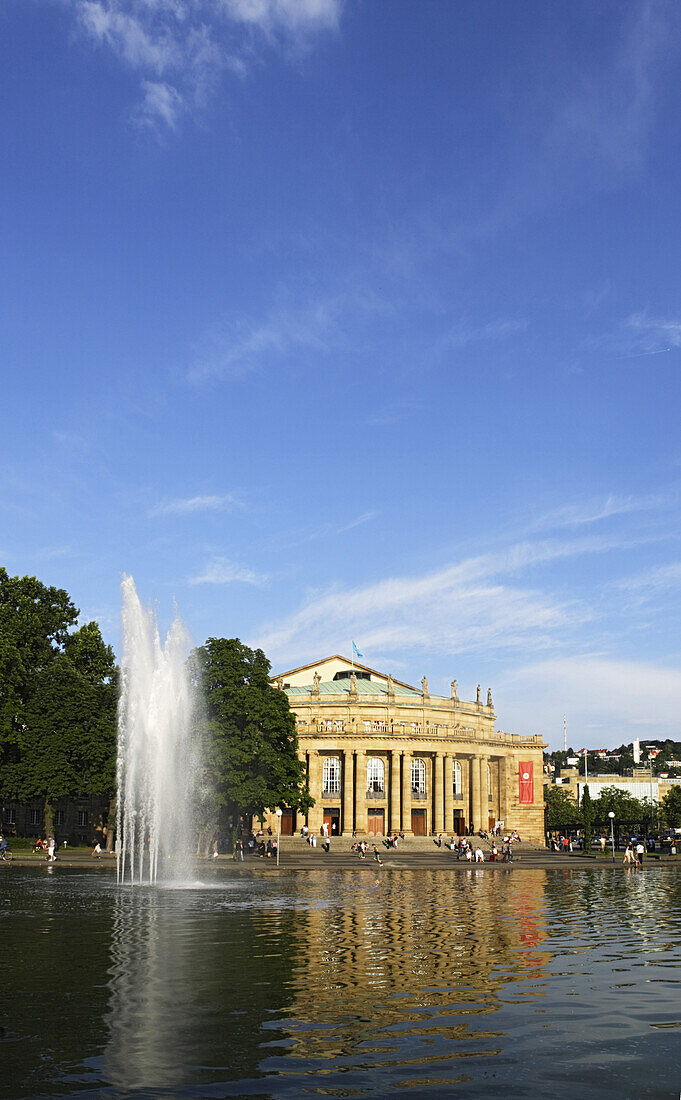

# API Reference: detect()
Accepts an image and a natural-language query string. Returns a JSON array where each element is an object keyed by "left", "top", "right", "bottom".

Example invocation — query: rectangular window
[
  {"left": 77, "top": 810, "right": 88, "bottom": 827},
  {"left": 30, "top": 809, "right": 41, "bottom": 826},
  {"left": 54, "top": 810, "right": 64, "bottom": 826},
  {"left": 4, "top": 808, "right": 15, "bottom": 825}
]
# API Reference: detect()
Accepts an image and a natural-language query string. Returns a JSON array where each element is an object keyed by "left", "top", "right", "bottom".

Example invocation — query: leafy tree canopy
[
  {"left": 544, "top": 783, "right": 580, "bottom": 829},
  {"left": 0, "top": 570, "right": 117, "bottom": 811},
  {"left": 190, "top": 637, "right": 312, "bottom": 831},
  {"left": 591, "top": 785, "right": 647, "bottom": 824},
  {"left": 661, "top": 785, "right": 681, "bottom": 829}
]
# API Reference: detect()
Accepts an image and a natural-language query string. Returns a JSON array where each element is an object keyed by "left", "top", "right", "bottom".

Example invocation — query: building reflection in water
[{"left": 262, "top": 868, "right": 551, "bottom": 1088}]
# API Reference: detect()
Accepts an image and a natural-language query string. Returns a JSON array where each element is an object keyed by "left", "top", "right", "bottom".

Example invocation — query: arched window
[
  {"left": 323, "top": 756, "right": 341, "bottom": 794},
  {"left": 411, "top": 758, "right": 426, "bottom": 793},
  {"left": 367, "top": 757, "right": 385, "bottom": 793},
  {"left": 452, "top": 760, "right": 462, "bottom": 796}
]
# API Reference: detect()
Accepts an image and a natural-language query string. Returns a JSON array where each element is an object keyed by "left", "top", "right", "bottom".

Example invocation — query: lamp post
[
  {"left": 608, "top": 810, "right": 615, "bottom": 863},
  {"left": 275, "top": 808, "right": 282, "bottom": 867}
]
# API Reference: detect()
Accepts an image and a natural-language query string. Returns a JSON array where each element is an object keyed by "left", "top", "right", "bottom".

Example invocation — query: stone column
[
  {"left": 355, "top": 753, "right": 367, "bottom": 834},
  {"left": 444, "top": 754, "right": 453, "bottom": 835},
  {"left": 307, "top": 751, "right": 324, "bottom": 834},
  {"left": 401, "top": 751, "right": 413, "bottom": 834},
  {"left": 434, "top": 752, "right": 444, "bottom": 834},
  {"left": 497, "top": 754, "right": 507, "bottom": 826},
  {"left": 479, "top": 755, "right": 489, "bottom": 830},
  {"left": 342, "top": 750, "right": 354, "bottom": 836},
  {"left": 471, "top": 755, "right": 482, "bottom": 832},
  {"left": 390, "top": 750, "right": 401, "bottom": 834}
]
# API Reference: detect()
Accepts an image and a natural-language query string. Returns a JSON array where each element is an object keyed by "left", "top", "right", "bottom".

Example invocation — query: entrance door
[
  {"left": 488, "top": 816, "right": 496, "bottom": 833},
  {"left": 280, "top": 810, "right": 294, "bottom": 836},
  {"left": 411, "top": 809, "right": 426, "bottom": 835},
  {"left": 367, "top": 808, "right": 384, "bottom": 835},
  {"left": 452, "top": 810, "right": 465, "bottom": 836},
  {"left": 323, "top": 809, "right": 341, "bottom": 836}
]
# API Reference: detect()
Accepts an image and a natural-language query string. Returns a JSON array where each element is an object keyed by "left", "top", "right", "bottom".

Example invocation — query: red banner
[{"left": 519, "top": 761, "right": 534, "bottom": 804}]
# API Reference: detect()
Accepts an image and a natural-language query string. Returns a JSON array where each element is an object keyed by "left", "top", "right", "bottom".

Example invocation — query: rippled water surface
[{"left": 2, "top": 866, "right": 681, "bottom": 1098}]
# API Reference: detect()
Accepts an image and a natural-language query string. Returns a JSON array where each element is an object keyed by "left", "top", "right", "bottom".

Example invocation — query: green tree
[
  {"left": 592, "top": 785, "right": 646, "bottom": 826},
  {"left": 190, "top": 638, "right": 313, "bottom": 852},
  {"left": 544, "top": 783, "right": 580, "bottom": 830},
  {"left": 581, "top": 785, "right": 594, "bottom": 852},
  {"left": 0, "top": 571, "right": 117, "bottom": 835},
  {"left": 661, "top": 785, "right": 681, "bottom": 828}
]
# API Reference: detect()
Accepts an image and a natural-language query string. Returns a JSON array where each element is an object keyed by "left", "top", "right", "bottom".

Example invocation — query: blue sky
[{"left": 2, "top": 0, "right": 681, "bottom": 749}]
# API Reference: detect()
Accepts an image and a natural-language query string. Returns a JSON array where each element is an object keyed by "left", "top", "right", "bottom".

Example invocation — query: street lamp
[
  {"left": 275, "top": 808, "right": 282, "bottom": 867},
  {"left": 608, "top": 810, "right": 615, "bottom": 863}
]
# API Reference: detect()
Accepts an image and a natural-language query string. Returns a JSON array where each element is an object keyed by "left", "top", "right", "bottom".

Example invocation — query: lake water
[{"left": 1, "top": 866, "right": 680, "bottom": 1098}]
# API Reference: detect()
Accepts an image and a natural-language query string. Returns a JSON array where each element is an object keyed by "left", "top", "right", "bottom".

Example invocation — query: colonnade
[{"left": 305, "top": 747, "right": 503, "bottom": 837}]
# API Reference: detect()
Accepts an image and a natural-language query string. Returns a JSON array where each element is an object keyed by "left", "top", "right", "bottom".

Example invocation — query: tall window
[
  {"left": 4, "top": 808, "right": 15, "bottom": 825},
  {"left": 452, "top": 760, "right": 462, "bottom": 796},
  {"left": 77, "top": 810, "right": 88, "bottom": 827},
  {"left": 367, "top": 757, "right": 385, "bottom": 793},
  {"left": 54, "top": 810, "right": 64, "bottom": 826},
  {"left": 411, "top": 758, "right": 426, "bottom": 793},
  {"left": 323, "top": 756, "right": 341, "bottom": 794},
  {"left": 487, "top": 762, "right": 492, "bottom": 797},
  {"left": 30, "top": 809, "right": 41, "bottom": 826}
]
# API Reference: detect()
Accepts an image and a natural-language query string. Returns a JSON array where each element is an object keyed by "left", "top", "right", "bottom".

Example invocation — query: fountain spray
[{"left": 116, "top": 576, "right": 196, "bottom": 885}]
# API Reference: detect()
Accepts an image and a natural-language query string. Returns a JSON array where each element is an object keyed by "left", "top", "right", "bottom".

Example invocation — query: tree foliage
[
  {"left": 661, "top": 785, "right": 681, "bottom": 828},
  {"left": 544, "top": 783, "right": 580, "bottom": 829},
  {"left": 0, "top": 570, "right": 117, "bottom": 828},
  {"left": 591, "top": 785, "right": 647, "bottom": 824},
  {"left": 581, "top": 785, "right": 594, "bottom": 851},
  {"left": 190, "top": 638, "right": 313, "bottom": 842}
]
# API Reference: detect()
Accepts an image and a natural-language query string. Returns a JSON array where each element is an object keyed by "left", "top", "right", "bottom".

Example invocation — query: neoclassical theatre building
[{"left": 265, "top": 655, "right": 545, "bottom": 842}]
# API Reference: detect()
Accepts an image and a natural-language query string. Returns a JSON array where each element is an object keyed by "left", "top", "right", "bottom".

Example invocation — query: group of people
[
  {"left": 623, "top": 841, "right": 646, "bottom": 866},
  {"left": 350, "top": 840, "right": 384, "bottom": 865},
  {"left": 32, "top": 836, "right": 57, "bottom": 860}
]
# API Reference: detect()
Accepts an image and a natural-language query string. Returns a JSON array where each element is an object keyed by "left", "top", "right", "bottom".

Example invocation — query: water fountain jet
[{"left": 116, "top": 576, "right": 197, "bottom": 885}]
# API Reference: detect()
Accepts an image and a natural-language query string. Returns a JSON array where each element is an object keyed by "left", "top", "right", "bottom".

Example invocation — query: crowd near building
[{"left": 262, "top": 655, "right": 545, "bottom": 843}]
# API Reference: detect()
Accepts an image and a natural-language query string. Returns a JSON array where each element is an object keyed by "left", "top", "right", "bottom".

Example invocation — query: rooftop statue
[
  {"left": 451, "top": 679, "right": 458, "bottom": 700},
  {"left": 421, "top": 676, "right": 429, "bottom": 695},
  {"left": 476, "top": 684, "right": 481, "bottom": 703}
]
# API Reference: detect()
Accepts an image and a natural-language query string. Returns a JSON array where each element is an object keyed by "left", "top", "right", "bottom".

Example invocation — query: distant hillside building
[{"left": 263, "top": 655, "right": 545, "bottom": 842}]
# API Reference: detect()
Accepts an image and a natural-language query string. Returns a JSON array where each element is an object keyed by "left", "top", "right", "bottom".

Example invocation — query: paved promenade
[{"left": 3, "top": 837, "right": 679, "bottom": 872}]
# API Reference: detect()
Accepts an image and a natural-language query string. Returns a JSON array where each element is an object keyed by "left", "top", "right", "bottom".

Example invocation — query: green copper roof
[{"left": 285, "top": 677, "right": 439, "bottom": 699}]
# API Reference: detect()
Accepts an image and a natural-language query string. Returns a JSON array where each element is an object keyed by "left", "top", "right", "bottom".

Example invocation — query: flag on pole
[{"left": 352, "top": 641, "right": 363, "bottom": 660}]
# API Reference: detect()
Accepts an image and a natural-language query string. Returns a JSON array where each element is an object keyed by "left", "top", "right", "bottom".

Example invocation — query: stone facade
[{"left": 263, "top": 655, "right": 545, "bottom": 842}]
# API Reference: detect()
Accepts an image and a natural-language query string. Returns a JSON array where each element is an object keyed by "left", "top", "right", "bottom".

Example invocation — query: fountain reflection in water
[{"left": 116, "top": 575, "right": 196, "bottom": 885}]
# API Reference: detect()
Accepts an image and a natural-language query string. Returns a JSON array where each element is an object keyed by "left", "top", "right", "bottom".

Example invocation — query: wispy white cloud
[
  {"left": 189, "top": 556, "right": 268, "bottom": 585},
  {"left": 134, "top": 79, "right": 183, "bottom": 128},
  {"left": 187, "top": 302, "right": 334, "bottom": 383},
  {"left": 441, "top": 318, "right": 527, "bottom": 349},
  {"left": 587, "top": 312, "right": 681, "bottom": 360},
  {"left": 265, "top": 510, "right": 377, "bottom": 552},
  {"left": 251, "top": 535, "right": 636, "bottom": 665},
  {"left": 150, "top": 493, "right": 240, "bottom": 516},
  {"left": 617, "top": 561, "right": 681, "bottom": 593},
  {"left": 223, "top": 0, "right": 342, "bottom": 37},
  {"left": 74, "top": 0, "right": 342, "bottom": 128},
  {"left": 496, "top": 656, "right": 681, "bottom": 748},
  {"left": 534, "top": 491, "right": 671, "bottom": 531}
]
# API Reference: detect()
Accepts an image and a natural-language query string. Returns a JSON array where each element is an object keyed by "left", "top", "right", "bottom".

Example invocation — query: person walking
[
  {"left": 623, "top": 843, "right": 635, "bottom": 865},
  {"left": 47, "top": 836, "right": 56, "bottom": 862},
  {"left": 372, "top": 844, "right": 383, "bottom": 867},
  {"left": 635, "top": 840, "right": 645, "bottom": 867}
]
